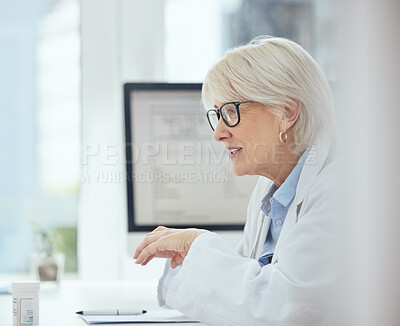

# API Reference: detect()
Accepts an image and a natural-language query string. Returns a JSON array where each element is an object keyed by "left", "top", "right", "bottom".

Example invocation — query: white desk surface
[{"left": 0, "top": 280, "right": 203, "bottom": 326}]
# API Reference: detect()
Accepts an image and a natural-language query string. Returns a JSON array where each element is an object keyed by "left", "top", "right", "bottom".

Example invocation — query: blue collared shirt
[{"left": 258, "top": 149, "right": 309, "bottom": 266}]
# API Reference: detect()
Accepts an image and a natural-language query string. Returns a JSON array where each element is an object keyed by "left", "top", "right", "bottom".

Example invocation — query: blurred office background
[
  {"left": 2, "top": 2, "right": 400, "bottom": 325},
  {"left": 0, "top": 0, "right": 338, "bottom": 277}
]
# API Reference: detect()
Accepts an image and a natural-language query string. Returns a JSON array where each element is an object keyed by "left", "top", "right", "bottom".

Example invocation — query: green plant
[{"left": 31, "top": 221, "right": 63, "bottom": 258}]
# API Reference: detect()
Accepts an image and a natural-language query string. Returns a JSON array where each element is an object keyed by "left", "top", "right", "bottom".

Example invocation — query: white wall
[{"left": 80, "top": 0, "right": 125, "bottom": 280}]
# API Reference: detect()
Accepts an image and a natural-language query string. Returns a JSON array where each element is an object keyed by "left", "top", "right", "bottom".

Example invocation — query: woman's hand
[{"left": 133, "top": 226, "right": 208, "bottom": 268}]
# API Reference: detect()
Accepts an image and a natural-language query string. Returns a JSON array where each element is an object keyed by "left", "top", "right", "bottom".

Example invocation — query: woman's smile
[{"left": 227, "top": 147, "right": 243, "bottom": 159}]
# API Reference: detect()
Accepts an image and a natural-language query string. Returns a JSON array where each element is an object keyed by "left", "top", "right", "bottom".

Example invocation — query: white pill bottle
[{"left": 12, "top": 281, "right": 40, "bottom": 326}]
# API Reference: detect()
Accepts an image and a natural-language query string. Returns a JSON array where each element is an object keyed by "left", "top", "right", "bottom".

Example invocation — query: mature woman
[{"left": 134, "top": 36, "right": 339, "bottom": 325}]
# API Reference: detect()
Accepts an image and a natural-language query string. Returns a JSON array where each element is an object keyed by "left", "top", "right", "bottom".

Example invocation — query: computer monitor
[{"left": 124, "top": 83, "right": 258, "bottom": 233}]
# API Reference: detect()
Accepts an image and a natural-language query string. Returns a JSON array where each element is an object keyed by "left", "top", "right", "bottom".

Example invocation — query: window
[
  {"left": 164, "top": 0, "right": 337, "bottom": 82},
  {"left": 0, "top": 0, "right": 80, "bottom": 275}
]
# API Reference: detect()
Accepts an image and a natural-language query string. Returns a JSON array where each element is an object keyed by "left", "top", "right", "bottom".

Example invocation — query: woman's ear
[{"left": 282, "top": 98, "right": 301, "bottom": 132}]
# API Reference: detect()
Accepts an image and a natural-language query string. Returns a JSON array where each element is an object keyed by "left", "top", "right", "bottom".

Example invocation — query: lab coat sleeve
[
  {"left": 157, "top": 259, "right": 180, "bottom": 307},
  {"left": 158, "top": 176, "right": 271, "bottom": 307},
  {"left": 165, "top": 165, "right": 338, "bottom": 326}
]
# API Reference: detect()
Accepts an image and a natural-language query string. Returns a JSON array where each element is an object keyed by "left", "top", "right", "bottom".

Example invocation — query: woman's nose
[{"left": 213, "top": 120, "right": 232, "bottom": 142}]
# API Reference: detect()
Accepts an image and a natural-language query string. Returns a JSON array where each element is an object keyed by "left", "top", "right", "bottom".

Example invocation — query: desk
[{"left": 0, "top": 280, "right": 203, "bottom": 326}]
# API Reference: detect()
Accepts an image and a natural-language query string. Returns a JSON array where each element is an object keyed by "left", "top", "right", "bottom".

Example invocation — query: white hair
[{"left": 202, "top": 36, "right": 335, "bottom": 154}]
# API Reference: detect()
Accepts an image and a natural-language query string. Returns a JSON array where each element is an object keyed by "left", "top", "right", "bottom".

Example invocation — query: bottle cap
[{"left": 12, "top": 281, "right": 40, "bottom": 292}]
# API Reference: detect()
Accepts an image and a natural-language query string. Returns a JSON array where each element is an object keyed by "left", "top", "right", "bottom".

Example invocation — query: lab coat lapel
[
  {"left": 271, "top": 140, "right": 332, "bottom": 263},
  {"left": 250, "top": 209, "right": 271, "bottom": 259},
  {"left": 295, "top": 140, "right": 332, "bottom": 206}
]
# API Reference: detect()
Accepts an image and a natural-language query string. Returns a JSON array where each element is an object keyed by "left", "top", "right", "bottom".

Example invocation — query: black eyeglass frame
[{"left": 206, "top": 101, "right": 255, "bottom": 131}]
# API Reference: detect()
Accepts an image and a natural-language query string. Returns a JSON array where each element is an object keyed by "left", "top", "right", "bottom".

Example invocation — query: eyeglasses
[{"left": 206, "top": 101, "right": 255, "bottom": 131}]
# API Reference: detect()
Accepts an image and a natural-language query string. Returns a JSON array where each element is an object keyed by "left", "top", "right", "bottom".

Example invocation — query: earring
[{"left": 279, "top": 131, "right": 288, "bottom": 143}]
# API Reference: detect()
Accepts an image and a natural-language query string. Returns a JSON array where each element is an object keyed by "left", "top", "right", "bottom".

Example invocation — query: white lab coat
[{"left": 158, "top": 139, "right": 340, "bottom": 326}]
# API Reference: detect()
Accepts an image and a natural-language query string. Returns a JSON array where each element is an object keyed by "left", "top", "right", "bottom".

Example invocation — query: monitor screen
[{"left": 124, "top": 83, "right": 258, "bottom": 232}]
